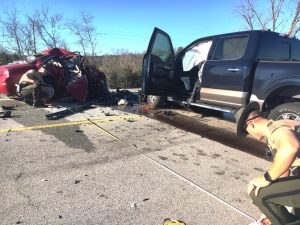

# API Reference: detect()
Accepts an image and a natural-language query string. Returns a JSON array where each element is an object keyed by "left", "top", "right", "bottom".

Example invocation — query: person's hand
[
  {"left": 247, "top": 175, "right": 271, "bottom": 196},
  {"left": 258, "top": 215, "right": 272, "bottom": 225}
]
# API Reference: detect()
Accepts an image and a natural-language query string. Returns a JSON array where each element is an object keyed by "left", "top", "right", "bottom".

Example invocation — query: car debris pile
[
  {"left": 111, "top": 89, "right": 139, "bottom": 106},
  {"left": 32, "top": 48, "right": 112, "bottom": 103},
  {"left": 45, "top": 89, "right": 139, "bottom": 120},
  {"left": 0, "top": 48, "right": 110, "bottom": 103}
]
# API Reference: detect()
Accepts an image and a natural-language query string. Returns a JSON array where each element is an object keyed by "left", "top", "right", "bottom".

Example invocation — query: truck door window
[
  {"left": 212, "top": 36, "right": 248, "bottom": 60},
  {"left": 258, "top": 35, "right": 290, "bottom": 61},
  {"left": 291, "top": 40, "right": 300, "bottom": 61},
  {"left": 182, "top": 40, "right": 212, "bottom": 71},
  {"left": 180, "top": 40, "right": 212, "bottom": 91},
  {"left": 151, "top": 33, "right": 173, "bottom": 64}
]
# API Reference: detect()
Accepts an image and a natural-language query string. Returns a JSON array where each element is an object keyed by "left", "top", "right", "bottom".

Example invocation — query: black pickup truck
[{"left": 142, "top": 28, "right": 300, "bottom": 120}]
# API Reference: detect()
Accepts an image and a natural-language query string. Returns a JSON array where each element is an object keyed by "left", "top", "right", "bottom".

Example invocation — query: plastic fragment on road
[{"left": 118, "top": 99, "right": 128, "bottom": 106}]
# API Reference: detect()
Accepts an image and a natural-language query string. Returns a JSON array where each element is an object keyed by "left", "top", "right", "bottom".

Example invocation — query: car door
[
  {"left": 200, "top": 34, "right": 251, "bottom": 108},
  {"left": 142, "top": 27, "right": 183, "bottom": 96}
]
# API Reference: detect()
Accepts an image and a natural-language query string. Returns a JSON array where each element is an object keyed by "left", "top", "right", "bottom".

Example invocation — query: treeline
[
  {"left": 86, "top": 52, "right": 143, "bottom": 89},
  {"left": 0, "top": 50, "right": 21, "bottom": 65}
]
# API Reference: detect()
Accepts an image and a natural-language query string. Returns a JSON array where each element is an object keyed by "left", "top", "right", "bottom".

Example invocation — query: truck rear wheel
[
  {"left": 267, "top": 103, "right": 300, "bottom": 121},
  {"left": 147, "top": 95, "right": 166, "bottom": 108}
]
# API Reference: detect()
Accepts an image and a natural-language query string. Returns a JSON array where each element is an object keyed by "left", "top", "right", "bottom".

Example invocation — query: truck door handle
[{"left": 227, "top": 68, "right": 240, "bottom": 72}]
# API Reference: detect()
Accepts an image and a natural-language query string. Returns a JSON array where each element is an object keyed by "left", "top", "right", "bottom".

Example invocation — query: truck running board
[{"left": 168, "top": 98, "right": 235, "bottom": 114}]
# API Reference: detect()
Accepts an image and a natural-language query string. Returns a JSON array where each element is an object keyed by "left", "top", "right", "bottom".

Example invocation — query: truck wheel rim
[
  {"left": 149, "top": 95, "right": 157, "bottom": 102},
  {"left": 276, "top": 113, "right": 300, "bottom": 121}
]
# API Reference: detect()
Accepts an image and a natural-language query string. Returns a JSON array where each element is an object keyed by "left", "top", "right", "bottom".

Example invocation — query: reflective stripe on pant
[{"left": 250, "top": 176, "right": 300, "bottom": 225}]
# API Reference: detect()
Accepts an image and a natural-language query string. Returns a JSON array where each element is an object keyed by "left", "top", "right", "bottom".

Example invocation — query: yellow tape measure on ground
[
  {"left": 163, "top": 219, "right": 186, "bottom": 225},
  {"left": 164, "top": 223, "right": 185, "bottom": 225}
]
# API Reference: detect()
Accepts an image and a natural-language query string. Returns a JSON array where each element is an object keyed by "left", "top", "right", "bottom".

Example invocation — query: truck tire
[
  {"left": 147, "top": 95, "right": 166, "bottom": 108},
  {"left": 267, "top": 103, "right": 300, "bottom": 121}
]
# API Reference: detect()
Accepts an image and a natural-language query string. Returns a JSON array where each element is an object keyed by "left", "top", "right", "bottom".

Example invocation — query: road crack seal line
[
  {"left": 135, "top": 148, "right": 255, "bottom": 222},
  {"left": 15, "top": 163, "right": 50, "bottom": 225}
]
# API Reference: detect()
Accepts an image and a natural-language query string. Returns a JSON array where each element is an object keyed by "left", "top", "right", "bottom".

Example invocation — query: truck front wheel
[
  {"left": 147, "top": 95, "right": 166, "bottom": 108},
  {"left": 267, "top": 103, "right": 300, "bottom": 121}
]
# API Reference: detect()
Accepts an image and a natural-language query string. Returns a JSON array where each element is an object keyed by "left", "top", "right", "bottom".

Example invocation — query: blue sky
[{"left": 0, "top": 0, "right": 253, "bottom": 55}]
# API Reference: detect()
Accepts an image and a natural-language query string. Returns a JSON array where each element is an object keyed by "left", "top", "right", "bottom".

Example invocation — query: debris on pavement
[
  {"left": 74, "top": 180, "right": 81, "bottom": 184},
  {"left": 117, "top": 99, "right": 128, "bottom": 106},
  {"left": 0, "top": 104, "right": 12, "bottom": 119},
  {"left": 125, "top": 118, "right": 135, "bottom": 122},
  {"left": 75, "top": 129, "right": 83, "bottom": 133},
  {"left": 129, "top": 198, "right": 151, "bottom": 209},
  {"left": 1, "top": 110, "right": 11, "bottom": 119},
  {"left": 104, "top": 112, "right": 115, "bottom": 116},
  {"left": 45, "top": 88, "right": 139, "bottom": 120},
  {"left": 111, "top": 89, "right": 138, "bottom": 105},
  {"left": 45, "top": 101, "right": 96, "bottom": 120},
  {"left": 130, "top": 203, "right": 137, "bottom": 208}
]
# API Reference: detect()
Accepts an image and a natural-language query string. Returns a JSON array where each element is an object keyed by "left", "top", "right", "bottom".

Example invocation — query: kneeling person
[
  {"left": 235, "top": 102, "right": 300, "bottom": 225},
  {"left": 18, "top": 67, "right": 54, "bottom": 107}
]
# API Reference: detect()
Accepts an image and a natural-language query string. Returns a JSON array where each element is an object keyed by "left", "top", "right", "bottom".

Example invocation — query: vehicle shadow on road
[{"left": 139, "top": 105, "right": 270, "bottom": 161}]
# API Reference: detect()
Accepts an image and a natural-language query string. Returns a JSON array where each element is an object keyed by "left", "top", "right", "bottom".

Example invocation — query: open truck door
[{"left": 142, "top": 28, "right": 180, "bottom": 96}]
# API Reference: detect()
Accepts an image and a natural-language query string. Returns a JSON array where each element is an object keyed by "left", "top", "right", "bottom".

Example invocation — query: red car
[{"left": 0, "top": 48, "right": 107, "bottom": 102}]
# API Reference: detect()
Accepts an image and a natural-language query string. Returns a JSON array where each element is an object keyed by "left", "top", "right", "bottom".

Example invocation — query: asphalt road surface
[{"left": 0, "top": 99, "right": 272, "bottom": 225}]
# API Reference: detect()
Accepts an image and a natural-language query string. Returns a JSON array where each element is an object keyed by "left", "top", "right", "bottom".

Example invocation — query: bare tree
[
  {"left": 271, "top": 0, "right": 285, "bottom": 31},
  {"left": 65, "top": 10, "right": 98, "bottom": 63},
  {"left": 23, "top": 11, "right": 39, "bottom": 55},
  {"left": 236, "top": 0, "right": 300, "bottom": 37},
  {"left": 0, "top": 7, "right": 25, "bottom": 56},
  {"left": 36, "top": 6, "right": 63, "bottom": 48},
  {"left": 80, "top": 11, "right": 97, "bottom": 64},
  {"left": 287, "top": 1, "right": 300, "bottom": 36},
  {"left": 65, "top": 19, "right": 87, "bottom": 54},
  {"left": 237, "top": 0, "right": 255, "bottom": 30}
]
